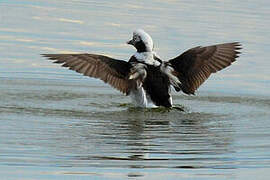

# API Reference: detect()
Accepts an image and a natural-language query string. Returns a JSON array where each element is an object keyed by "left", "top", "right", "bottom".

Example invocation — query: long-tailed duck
[{"left": 42, "top": 29, "right": 241, "bottom": 108}]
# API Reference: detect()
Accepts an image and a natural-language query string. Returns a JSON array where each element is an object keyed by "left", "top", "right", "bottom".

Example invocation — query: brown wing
[
  {"left": 169, "top": 42, "right": 242, "bottom": 94},
  {"left": 42, "top": 54, "right": 133, "bottom": 95}
]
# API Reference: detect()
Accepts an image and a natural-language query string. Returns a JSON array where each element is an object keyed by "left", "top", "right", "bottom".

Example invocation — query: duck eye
[{"left": 133, "top": 35, "right": 140, "bottom": 42}]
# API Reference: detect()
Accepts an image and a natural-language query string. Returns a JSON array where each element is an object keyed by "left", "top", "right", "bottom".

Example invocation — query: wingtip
[
  {"left": 234, "top": 42, "right": 242, "bottom": 48},
  {"left": 233, "top": 41, "right": 241, "bottom": 44},
  {"left": 41, "top": 54, "right": 50, "bottom": 58},
  {"left": 233, "top": 42, "right": 242, "bottom": 55},
  {"left": 41, "top": 54, "right": 58, "bottom": 61}
]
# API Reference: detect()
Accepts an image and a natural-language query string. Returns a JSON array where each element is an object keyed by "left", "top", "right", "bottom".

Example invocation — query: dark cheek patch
[{"left": 135, "top": 41, "right": 147, "bottom": 52}]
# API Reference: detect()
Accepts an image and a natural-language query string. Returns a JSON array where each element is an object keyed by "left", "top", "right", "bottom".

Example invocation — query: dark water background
[{"left": 1, "top": 0, "right": 270, "bottom": 179}]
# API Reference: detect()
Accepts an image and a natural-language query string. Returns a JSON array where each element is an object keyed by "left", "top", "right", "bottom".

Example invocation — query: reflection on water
[
  {"left": 1, "top": 78, "right": 270, "bottom": 179},
  {"left": 71, "top": 108, "right": 234, "bottom": 169},
  {"left": 1, "top": 0, "right": 270, "bottom": 179}
]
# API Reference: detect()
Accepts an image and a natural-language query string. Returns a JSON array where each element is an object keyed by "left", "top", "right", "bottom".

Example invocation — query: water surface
[{"left": 1, "top": 0, "right": 270, "bottom": 179}]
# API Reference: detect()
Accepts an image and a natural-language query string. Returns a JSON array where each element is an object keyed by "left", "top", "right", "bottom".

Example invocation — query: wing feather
[
  {"left": 169, "top": 42, "right": 242, "bottom": 94},
  {"left": 42, "top": 54, "right": 133, "bottom": 94}
]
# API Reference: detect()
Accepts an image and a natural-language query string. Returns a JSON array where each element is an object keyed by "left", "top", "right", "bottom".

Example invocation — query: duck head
[{"left": 127, "top": 29, "right": 153, "bottom": 52}]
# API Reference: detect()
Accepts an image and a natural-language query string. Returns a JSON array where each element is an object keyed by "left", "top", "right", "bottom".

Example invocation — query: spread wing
[
  {"left": 42, "top": 54, "right": 133, "bottom": 95},
  {"left": 169, "top": 42, "right": 242, "bottom": 94}
]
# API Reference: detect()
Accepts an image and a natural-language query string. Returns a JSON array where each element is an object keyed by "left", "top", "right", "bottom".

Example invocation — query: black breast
[{"left": 143, "top": 65, "right": 172, "bottom": 107}]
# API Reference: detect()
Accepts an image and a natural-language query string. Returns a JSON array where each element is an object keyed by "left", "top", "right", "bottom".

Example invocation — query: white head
[{"left": 127, "top": 29, "right": 154, "bottom": 52}]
